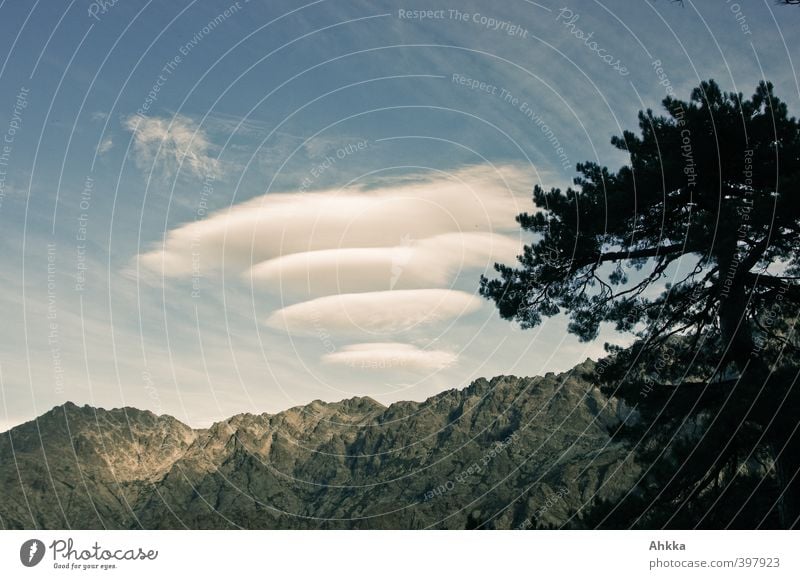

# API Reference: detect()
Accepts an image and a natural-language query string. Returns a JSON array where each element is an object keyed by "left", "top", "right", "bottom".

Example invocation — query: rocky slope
[{"left": 0, "top": 361, "right": 639, "bottom": 529}]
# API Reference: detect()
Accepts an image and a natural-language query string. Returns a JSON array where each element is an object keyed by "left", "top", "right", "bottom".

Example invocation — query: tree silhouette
[
  {"left": 482, "top": 80, "right": 799, "bottom": 373},
  {"left": 482, "top": 80, "right": 800, "bottom": 527}
]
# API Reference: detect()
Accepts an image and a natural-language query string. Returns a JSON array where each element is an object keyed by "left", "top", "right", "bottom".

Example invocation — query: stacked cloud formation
[{"left": 137, "top": 164, "right": 530, "bottom": 371}]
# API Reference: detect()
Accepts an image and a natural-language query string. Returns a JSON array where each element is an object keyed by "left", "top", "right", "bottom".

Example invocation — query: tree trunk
[
  {"left": 717, "top": 282, "right": 760, "bottom": 374},
  {"left": 716, "top": 280, "right": 798, "bottom": 526}
]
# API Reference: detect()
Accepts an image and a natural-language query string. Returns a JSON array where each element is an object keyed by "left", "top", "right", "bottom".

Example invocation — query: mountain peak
[{"left": 0, "top": 362, "right": 634, "bottom": 530}]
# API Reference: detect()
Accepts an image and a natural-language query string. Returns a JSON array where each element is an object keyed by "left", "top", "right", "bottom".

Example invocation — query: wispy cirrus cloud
[
  {"left": 124, "top": 114, "right": 220, "bottom": 178},
  {"left": 97, "top": 137, "right": 113, "bottom": 155}
]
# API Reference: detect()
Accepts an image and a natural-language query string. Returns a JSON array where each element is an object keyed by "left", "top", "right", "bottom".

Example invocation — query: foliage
[
  {"left": 481, "top": 80, "right": 800, "bottom": 370},
  {"left": 484, "top": 80, "right": 800, "bottom": 528}
]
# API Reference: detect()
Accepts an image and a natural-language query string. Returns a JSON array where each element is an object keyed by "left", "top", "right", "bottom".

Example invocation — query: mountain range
[{"left": 0, "top": 360, "right": 640, "bottom": 529}]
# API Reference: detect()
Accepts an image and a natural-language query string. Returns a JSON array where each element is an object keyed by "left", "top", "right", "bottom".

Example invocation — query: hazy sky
[{"left": 0, "top": 0, "right": 798, "bottom": 430}]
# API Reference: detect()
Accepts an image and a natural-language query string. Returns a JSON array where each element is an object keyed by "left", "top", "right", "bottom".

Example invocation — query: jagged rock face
[
  {"left": 0, "top": 403, "right": 197, "bottom": 529},
  {"left": 0, "top": 364, "right": 638, "bottom": 529}
]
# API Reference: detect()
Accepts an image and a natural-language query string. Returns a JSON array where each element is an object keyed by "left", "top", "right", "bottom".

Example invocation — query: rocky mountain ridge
[{"left": 0, "top": 361, "right": 639, "bottom": 529}]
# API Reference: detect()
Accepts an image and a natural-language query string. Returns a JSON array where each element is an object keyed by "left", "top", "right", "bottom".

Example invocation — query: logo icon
[{"left": 20, "top": 539, "right": 45, "bottom": 567}]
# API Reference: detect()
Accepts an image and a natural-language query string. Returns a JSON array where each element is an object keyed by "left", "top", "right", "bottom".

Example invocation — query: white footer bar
[{"left": 1, "top": 530, "right": 797, "bottom": 578}]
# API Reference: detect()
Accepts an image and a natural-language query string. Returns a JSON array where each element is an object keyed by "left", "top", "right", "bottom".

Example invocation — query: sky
[{"left": 0, "top": 0, "right": 798, "bottom": 430}]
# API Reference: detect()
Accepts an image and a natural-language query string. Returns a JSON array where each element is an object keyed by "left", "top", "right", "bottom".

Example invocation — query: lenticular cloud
[
  {"left": 322, "top": 343, "right": 458, "bottom": 370},
  {"left": 135, "top": 164, "right": 529, "bottom": 278},
  {"left": 265, "top": 289, "right": 483, "bottom": 337},
  {"left": 133, "top": 164, "right": 531, "bottom": 367}
]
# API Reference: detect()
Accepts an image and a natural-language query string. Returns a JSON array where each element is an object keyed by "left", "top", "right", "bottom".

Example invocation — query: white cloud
[
  {"left": 245, "top": 232, "right": 522, "bottom": 297},
  {"left": 134, "top": 164, "right": 531, "bottom": 367},
  {"left": 97, "top": 137, "right": 113, "bottom": 155},
  {"left": 322, "top": 342, "right": 458, "bottom": 370},
  {"left": 264, "top": 289, "right": 483, "bottom": 337},
  {"left": 136, "top": 164, "right": 530, "bottom": 278},
  {"left": 124, "top": 114, "right": 220, "bottom": 178}
]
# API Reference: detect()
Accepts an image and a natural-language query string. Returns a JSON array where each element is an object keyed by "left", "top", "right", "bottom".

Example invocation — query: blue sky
[{"left": 0, "top": 0, "right": 798, "bottom": 430}]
